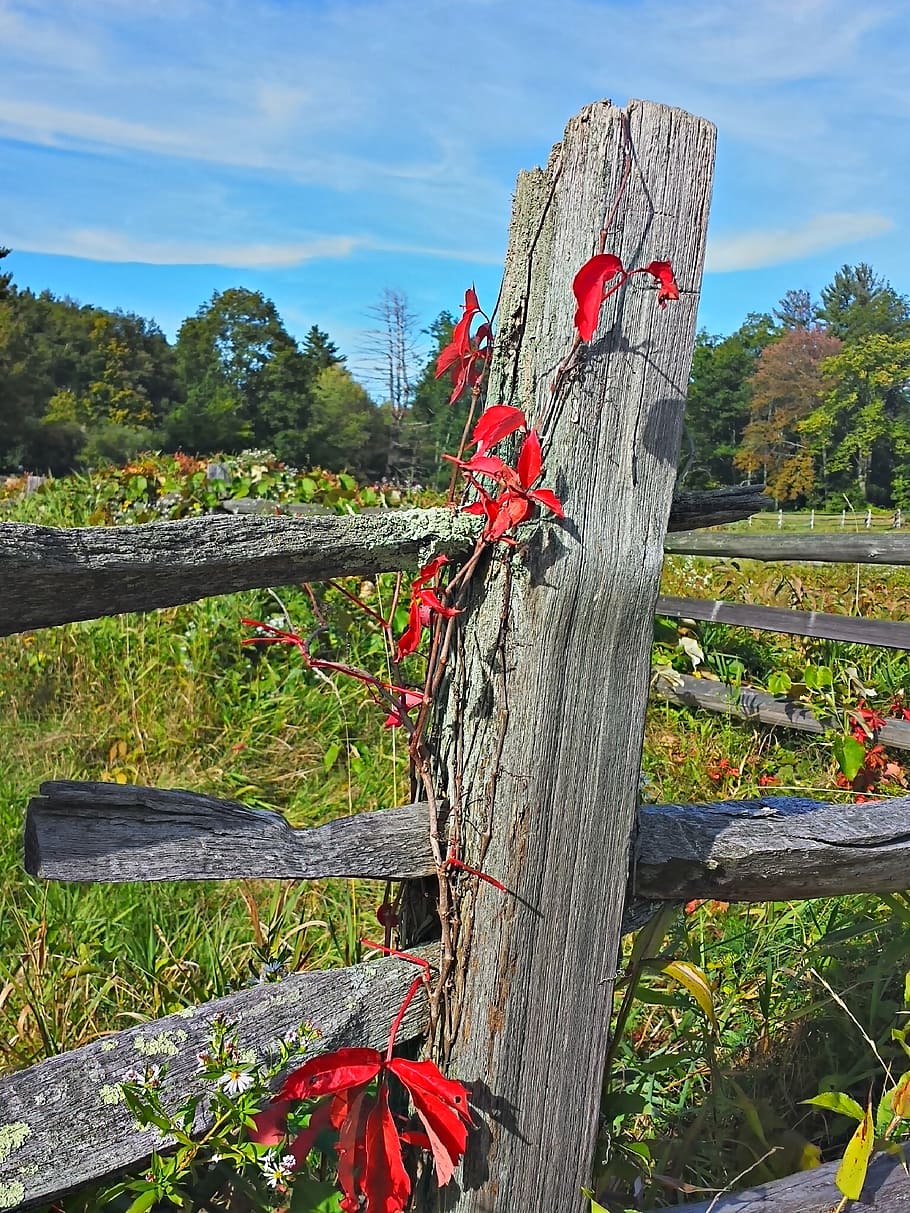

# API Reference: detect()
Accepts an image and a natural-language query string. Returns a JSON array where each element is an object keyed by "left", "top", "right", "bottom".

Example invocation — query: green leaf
[
  {"left": 290, "top": 1178, "right": 344, "bottom": 1212},
  {"left": 803, "top": 1091, "right": 865, "bottom": 1122},
  {"left": 767, "top": 670, "right": 792, "bottom": 696},
  {"left": 832, "top": 733, "right": 866, "bottom": 782},
  {"left": 835, "top": 1100, "right": 875, "bottom": 1201},
  {"left": 581, "top": 1189, "right": 610, "bottom": 1213},
  {"left": 322, "top": 741, "right": 341, "bottom": 774},
  {"left": 125, "top": 1189, "right": 160, "bottom": 1213}
]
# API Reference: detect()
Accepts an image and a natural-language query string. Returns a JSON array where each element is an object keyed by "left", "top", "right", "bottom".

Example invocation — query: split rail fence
[{"left": 1, "top": 99, "right": 909, "bottom": 1213}]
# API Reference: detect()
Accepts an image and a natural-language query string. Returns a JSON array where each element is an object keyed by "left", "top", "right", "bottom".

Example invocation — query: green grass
[
  {"left": 0, "top": 584, "right": 408, "bottom": 1071},
  {"left": 3, "top": 471, "right": 910, "bottom": 1209}
]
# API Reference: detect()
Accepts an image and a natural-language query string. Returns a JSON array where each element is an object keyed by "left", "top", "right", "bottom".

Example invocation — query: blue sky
[{"left": 2, "top": 0, "right": 907, "bottom": 388}]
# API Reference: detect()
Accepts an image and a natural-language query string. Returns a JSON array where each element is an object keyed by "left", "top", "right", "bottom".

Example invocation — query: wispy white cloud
[
  {"left": 6, "top": 227, "right": 503, "bottom": 269},
  {"left": 706, "top": 212, "right": 895, "bottom": 272}
]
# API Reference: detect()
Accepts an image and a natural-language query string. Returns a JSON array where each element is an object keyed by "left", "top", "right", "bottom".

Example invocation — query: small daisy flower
[
  {"left": 261, "top": 1152, "right": 293, "bottom": 1189},
  {"left": 217, "top": 1066, "right": 254, "bottom": 1097}
]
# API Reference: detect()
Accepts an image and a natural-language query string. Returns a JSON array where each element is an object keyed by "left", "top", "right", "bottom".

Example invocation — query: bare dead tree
[{"left": 362, "top": 288, "right": 421, "bottom": 481}]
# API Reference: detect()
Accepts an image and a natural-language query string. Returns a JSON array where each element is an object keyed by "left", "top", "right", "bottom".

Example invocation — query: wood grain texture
[
  {"left": 0, "top": 508, "right": 477, "bottom": 636},
  {"left": 24, "top": 781, "right": 435, "bottom": 882},
  {"left": 665, "top": 529, "right": 910, "bottom": 565},
  {"left": 0, "top": 490, "right": 774, "bottom": 639},
  {"left": 658, "top": 1149, "right": 910, "bottom": 1212},
  {"left": 27, "top": 780, "right": 910, "bottom": 906},
  {"left": 637, "top": 793, "right": 910, "bottom": 899},
  {"left": 657, "top": 594, "right": 910, "bottom": 649},
  {"left": 667, "top": 486, "right": 771, "bottom": 531},
  {"left": 415, "top": 100, "right": 714, "bottom": 1212},
  {"left": 0, "top": 948, "right": 434, "bottom": 1211},
  {"left": 653, "top": 671, "right": 910, "bottom": 750}
]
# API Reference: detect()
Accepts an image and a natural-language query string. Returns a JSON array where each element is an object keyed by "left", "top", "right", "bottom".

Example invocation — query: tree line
[
  {"left": 0, "top": 250, "right": 467, "bottom": 486},
  {"left": 685, "top": 263, "right": 910, "bottom": 507},
  {"left": 4, "top": 247, "right": 908, "bottom": 505}
]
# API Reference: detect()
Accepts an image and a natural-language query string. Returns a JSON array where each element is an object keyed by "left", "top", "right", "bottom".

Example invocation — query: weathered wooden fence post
[{"left": 424, "top": 100, "right": 715, "bottom": 1209}]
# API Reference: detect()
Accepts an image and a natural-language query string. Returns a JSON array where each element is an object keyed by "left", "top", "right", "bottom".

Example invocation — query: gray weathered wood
[
  {"left": 27, "top": 780, "right": 910, "bottom": 906},
  {"left": 24, "top": 781, "right": 435, "bottom": 882},
  {"left": 0, "top": 948, "right": 434, "bottom": 1212},
  {"left": 416, "top": 100, "right": 714, "bottom": 1212},
  {"left": 666, "top": 528, "right": 910, "bottom": 565},
  {"left": 637, "top": 793, "right": 910, "bottom": 900},
  {"left": 657, "top": 1148, "right": 910, "bottom": 1212},
  {"left": 657, "top": 594, "right": 910, "bottom": 649},
  {"left": 667, "top": 486, "right": 771, "bottom": 531},
  {"left": 0, "top": 491, "right": 772, "bottom": 639},
  {"left": 0, "top": 508, "right": 477, "bottom": 636},
  {"left": 653, "top": 670, "right": 910, "bottom": 750}
]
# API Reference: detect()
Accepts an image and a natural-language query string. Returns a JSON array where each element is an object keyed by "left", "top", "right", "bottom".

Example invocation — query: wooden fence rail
[
  {"left": 25, "top": 780, "right": 910, "bottom": 904},
  {"left": 666, "top": 529, "right": 910, "bottom": 565},
  {"left": 666, "top": 1150, "right": 910, "bottom": 1213},
  {"left": 653, "top": 671, "right": 910, "bottom": 749},
  {"left": 0, "top": 486, "right": 766, "bottom": 637},
  {"left": 0, "top": 949, "right": 433, "bottom": 1211},
  {"left": 657, "top": 594, "right": 910, "bottom": 649}
]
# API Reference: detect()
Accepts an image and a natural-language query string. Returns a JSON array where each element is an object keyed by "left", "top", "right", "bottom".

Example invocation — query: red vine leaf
[
  {"left": 364, "top": 1085, "right": 412, "bottom": 1213},
  {"left": 395, "top": 554, "right": 459, "bottom": 662},
  {"left": 572, "top": 253, "right": 625, "bottom": 341},
  {"left": 471, "top": 404, "right": 526, "bottom": 456},
  {"left": 640, "top": 259, "right": 680, "bottom": 307},
  {"left": 255, "top": 1043, "right": 472, "bottom": 1212},
  {"left": 516, "top": 429, "right": 542, "bottom": 487},
  {"left": 435, "top": 287, "right": 492, "bottom": 404},
  {"left": 278, "top": 1047, "right": 382, "bottom": 1101}
]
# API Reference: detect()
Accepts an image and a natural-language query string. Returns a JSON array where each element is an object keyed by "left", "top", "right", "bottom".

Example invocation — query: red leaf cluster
[
  {"left": 252, "top": 1046, "right": 472, "bottom": 1212},
  {"left": 447, "top": 405, "right": 564, "bottom": 543},
  {"left": 435, "top": 287, "right": 493, "bottom": 403},
  {"left": 395, "top": 554, "right": 460, "bottom": 663},
  {"left": 572, "top": 254, "right": 680, "bottom": 342}
]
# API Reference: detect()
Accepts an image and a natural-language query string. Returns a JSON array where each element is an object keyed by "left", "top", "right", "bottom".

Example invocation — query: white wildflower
[{"left": 217, "top": 1066, "right": 254, "bottom": 1097}]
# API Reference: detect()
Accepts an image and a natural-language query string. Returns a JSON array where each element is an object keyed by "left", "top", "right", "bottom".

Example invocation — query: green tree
[
  {"left": 774, "top": 289, "right": 815, "bottom": 331},
  {"left": 0, "top": 252, "right": 180, "bottom": 470},
  {"left": 170, "top": 288, "right": 311, "bottom": 455},
  {"left": 302, "top": 364, "right": 387, "bottom": 478},
  {"left": 802, "top": 334, "right": 910, "bottom": 503},
  {"left": 681, "top": 313, "right": 777, "bottom": 488},
  {"left": 302, "top": 325, "right": 343, "bottom": 377},
  {"left": 816, "top": 264, "right": 910, "bottom": 342}
]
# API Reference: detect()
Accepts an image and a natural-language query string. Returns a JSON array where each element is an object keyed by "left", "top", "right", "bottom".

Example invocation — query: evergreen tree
[{"left": 817, "top": 264, "right": 910, "bottom": 342}]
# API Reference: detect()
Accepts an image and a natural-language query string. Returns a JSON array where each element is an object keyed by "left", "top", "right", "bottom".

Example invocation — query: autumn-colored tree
[{"left": 735, "top": 327, "right": 841, "bottom": 503}]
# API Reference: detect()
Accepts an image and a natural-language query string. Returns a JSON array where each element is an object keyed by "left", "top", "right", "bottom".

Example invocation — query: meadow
[{"left": 2, "top": 461, "right": 909, "bottom": 1209}]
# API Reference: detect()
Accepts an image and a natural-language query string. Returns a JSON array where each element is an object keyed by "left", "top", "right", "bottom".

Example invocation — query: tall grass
[{"left": 0, "top": 582, "right": 407, "bottom": 1071}]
